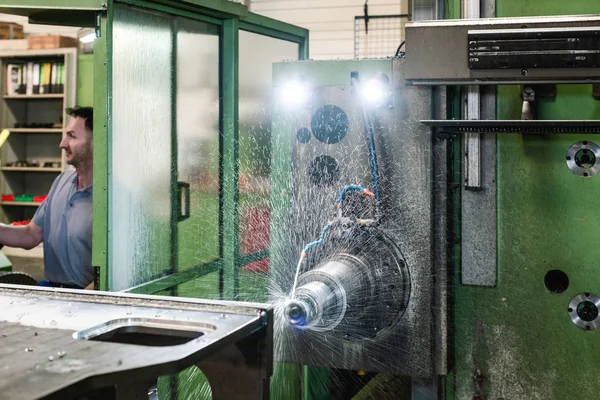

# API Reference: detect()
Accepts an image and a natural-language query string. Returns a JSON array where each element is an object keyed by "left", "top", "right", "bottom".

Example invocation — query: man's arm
[{"left": 0, "top": 221, "right": 43, "bottom": 250}]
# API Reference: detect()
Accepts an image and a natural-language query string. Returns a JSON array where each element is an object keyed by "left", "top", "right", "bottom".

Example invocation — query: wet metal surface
[{"left": 0, "top": 284, "right": 272, "bottom": 400}]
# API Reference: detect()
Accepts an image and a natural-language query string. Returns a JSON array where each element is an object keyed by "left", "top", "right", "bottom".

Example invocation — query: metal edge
[
  {"left": 408, "top": 78, "right": 600, "bottom": 86},
  {"left": 169, "top": 17, "right": 178, "bottom": 278},
  {"left": 239, "top": 12, "right": 308, "bottom": 43},
  {"left": 220, "top": 18, "right": 240, "bottom": 301},
  {"left": 46, "top": 313, "right": 267, "bottom": 400},
  {"left": 406, "top": 13, "right": 600, "bottom": 27},
  {"left": 0, "top": 283, "right": 273, "bottom": 314},
  {"left": 432, "top": 85, "right": 451, "bottom": 375},
  {"left": 116, "top": 0, "right": 223, "bottom": 25},
  {"left": 92, "top": 9, "right": 111, "bottom": 291},
  {"left": 238, "top": 248, "right": 269, "bottom": 267},
  {"left": 122, "top": 260, "right": 221, "bottom": 295},
  {"left": 0, "top": 0, "right": 105, "bottom": 11},
  {"left": 117, "top": 0, "right": 248, "bottom": 17}
]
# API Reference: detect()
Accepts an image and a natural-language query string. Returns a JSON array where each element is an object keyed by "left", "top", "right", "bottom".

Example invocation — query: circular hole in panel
[
  {"left": 311, "top": 105, "right": 349, "bottom": 144},
  {"left": 544, "top": 269, "right": 569, "bottom": 294},
  {"left": 577, "top": 301, "right": 599, "bottom": 322},
  {"left": 296, "top": 127, "right": 311, "bottom": 144},
  {"left": 575, "top": 149, "right": 596, "bottom": 169},
  {"left": 308, "top": 155, "right": 340, "bottom": 187}
]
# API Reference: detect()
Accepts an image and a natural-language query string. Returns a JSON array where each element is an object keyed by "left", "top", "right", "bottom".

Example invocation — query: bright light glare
[
  {"left": 79, "top": 33, "right": 96, "bottom": 43},
  {"left": 362, "top": 79, "right": 385, "bottom": 103},
  {"left": 281, "top": 80, "right": 309, "bottom": 107}
]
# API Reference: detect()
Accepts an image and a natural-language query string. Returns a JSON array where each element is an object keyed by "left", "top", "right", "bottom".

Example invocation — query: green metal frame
[
  {"left": 0, "top": 0, "right": 307, "bottom": 296},
  {"left": 116, "top": 0, "right": 224, "bottom": 25},
  {"left": 0, "top": 1, "right": 104, "bottom": 27},
  {"left": 169, "top": 17, "right": 179, "bottom": 282},
  {"left": 124, "top": 260, "right": 221, "bottom": 295},
  {"left": 120, "top": 249, "right": 269, "bottom": 295},
  {"left": 101, "top": 0, "right": 305, "bottom": 296},
  {"left": 92, "top": 7, "right": 112, "bottom": 291},
  {"left": 120, "top": 0, "right": 248, "bottom": 18},
  {"left": 106, "top": 1, "right": 307, "bottom": 297},
  {"left": 0, "top": 0, "right": 104, "bottom": 8},
  {"left": 220, "top": 17, "right": 240, "bottom": 300}
]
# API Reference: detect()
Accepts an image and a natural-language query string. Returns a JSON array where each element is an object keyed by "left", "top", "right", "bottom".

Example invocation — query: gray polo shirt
[{"left": 32, "top": 169, "right": 93, "bottom": 288}]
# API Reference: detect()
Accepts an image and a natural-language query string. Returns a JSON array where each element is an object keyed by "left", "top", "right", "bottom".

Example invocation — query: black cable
[
  {"left": 364, "top": 0, "right": 369, "bottom": 34},
  {"left": 351, "top": 77, "right": 382, "bottom": 222},
  {"left": 394, "top": 40, "right": 406, "bottom": 57}
]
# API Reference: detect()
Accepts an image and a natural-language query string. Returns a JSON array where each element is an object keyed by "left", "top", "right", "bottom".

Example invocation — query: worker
[{"left": 0, "top": 106, "right": 94, "bottom": 289}]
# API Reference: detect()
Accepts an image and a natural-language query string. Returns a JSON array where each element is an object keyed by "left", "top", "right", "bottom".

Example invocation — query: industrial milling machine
[
  {"left": 269, "top": 12, "right": 600, "bottom": 400},
  {"left": 269, "top": 58, "right": 449, "bottom": 392},
  {"left": 0, "top": 0, "right": 599, "bottom": 399}
]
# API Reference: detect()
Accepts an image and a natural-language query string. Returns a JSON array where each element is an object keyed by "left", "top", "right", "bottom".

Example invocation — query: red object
[
  {"left": 33, "top": 195, "right": 47, "bottom": 203},
  {"left": 240, "top": 206, "right": 270, "bottom": 273},
  {"left": 2, "top": 195, "right": 14, "bottom": 201},
  {"left": 11, "top": 219, "right": 30, "bottom": 226}
]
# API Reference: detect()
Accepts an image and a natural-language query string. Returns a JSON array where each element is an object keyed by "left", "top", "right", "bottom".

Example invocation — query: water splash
[{"left": 289, "top": 258, "right": 304, "bottom": 298}]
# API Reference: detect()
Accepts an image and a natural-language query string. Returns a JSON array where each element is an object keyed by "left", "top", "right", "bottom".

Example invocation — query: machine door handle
[{"left": 178, "top": 181, "right": 190, "bottom": 221}]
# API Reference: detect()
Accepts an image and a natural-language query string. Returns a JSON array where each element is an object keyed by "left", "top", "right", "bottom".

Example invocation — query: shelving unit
[
  {"left": 0, "top": 48, "right": 77, "bottom": 224},
  {"left": 9, "top": 128, "right": 63, "bottom": 133},
  {"left": 1, "top": 201, "right": 42, "bottom": 206},
  {"left": 4, "top": 94, "right": 64, "bottom": 99}
]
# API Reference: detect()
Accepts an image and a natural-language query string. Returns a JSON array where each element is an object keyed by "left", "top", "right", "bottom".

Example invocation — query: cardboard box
[
  {"left": 28, "top": 35, "right": 78, "bottom": 50},
  {"left": 0, "top": 22, "right": 24, "bottom": 40}
]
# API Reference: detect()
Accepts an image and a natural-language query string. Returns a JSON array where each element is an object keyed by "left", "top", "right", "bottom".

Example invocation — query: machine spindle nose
[{"left": 285, "top": 300, "right": 309, "bottom": 327}]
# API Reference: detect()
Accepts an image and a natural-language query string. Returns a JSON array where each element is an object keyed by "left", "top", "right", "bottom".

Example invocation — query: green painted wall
[
  {"left": 452, "top": 1, "right": 600, "bottom": 399},
  {"left": 77, "top": 53, "right": 93, "bottom": 107}
]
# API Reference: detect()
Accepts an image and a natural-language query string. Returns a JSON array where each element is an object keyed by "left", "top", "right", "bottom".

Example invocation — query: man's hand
[{"left": 84, "top": 281, "right": 95, "bottom": 290}]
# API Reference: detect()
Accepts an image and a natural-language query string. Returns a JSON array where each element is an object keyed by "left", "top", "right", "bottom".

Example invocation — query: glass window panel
[
  {"left": 237, "top": 32, "right": 299, "bottom": 302},
  {"left": 167, "top": 31, "right": 221, "bottom": 400},
  {"left": 176, "top": 18, "right": 220, "bottom": 276},
  {"left": 110, "top": 5, "right": 173, "bottom": 291}
]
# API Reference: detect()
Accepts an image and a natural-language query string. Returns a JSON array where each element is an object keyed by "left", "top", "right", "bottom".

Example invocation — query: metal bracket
[
  {"left": 520, "top": 84, "right": 556, "bottom": 100},
  {"left": 521, "top": 86, "right": 536, "bottom": 121},
  {"left": 520, "top": 84, "right": 556, "bottom": 121},
  {"left": 405, "top": 15, "right": 600, "bottom": 85}
]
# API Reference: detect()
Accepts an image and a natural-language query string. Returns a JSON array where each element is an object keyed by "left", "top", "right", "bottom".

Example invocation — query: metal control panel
[
  {"left": 468, "top": 27, "right": 600, "bottom": 70},
  {"left": 404, "top": 14, "right": 600, "bottom": 84}
]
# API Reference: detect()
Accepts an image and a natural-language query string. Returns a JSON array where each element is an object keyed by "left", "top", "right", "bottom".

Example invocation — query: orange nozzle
[{"left": 363, "top": 189, "right": 375, "bottom": 197}]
